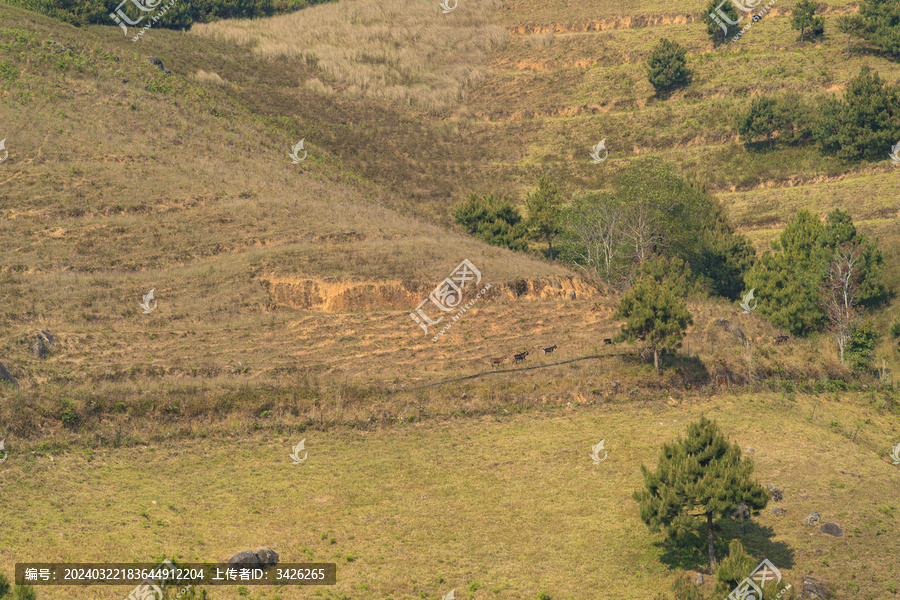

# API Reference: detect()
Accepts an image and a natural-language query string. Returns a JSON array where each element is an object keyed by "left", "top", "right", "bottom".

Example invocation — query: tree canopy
[
  {"left": 614, "top": 256, "right": 694, "bottom": 372},
  {"left": 646, "top": 38, "right": 692, "bottom": 95},
  {"left": 633, "top": 416, "right": 768, "bottom": 570},
  {"left": 815, "top": 67, "right": 900, "bottom": 162},
  {"left": 745, "top": 209, "right": 887, "bottom": 336}
]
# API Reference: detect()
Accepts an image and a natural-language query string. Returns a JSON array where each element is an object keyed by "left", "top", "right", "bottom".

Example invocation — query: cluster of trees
[
  {"left": 455, "top": 160, "right": 889, "bottom": 374},
  {"left": 837, "top": 0, "right": 900, "bottom": 57},
  {"left": 704, "top": 0, "right": 900, "bottom": 49},
  {"left": 558, "top": 160, "right": 755, "bottom": 300},
  {"left": 9, "top": 0, "right": 328, "bottom": 29},
  {"left": 453, "top": 176, "right": 567, "bottom": 257},
  {"left": 737, "top": 68, "right": 900, "bottom": 162}
]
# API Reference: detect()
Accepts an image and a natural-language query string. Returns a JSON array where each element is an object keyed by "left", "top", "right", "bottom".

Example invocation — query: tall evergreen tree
[
  {"left": 836, "top": 13, "right": 867, "bottom": 58},
  {"left": 525, "top": 176, "right": 564, "bottom": 259},
  {"left": 633, "top": 417, "right": 768, "bottom": 570},
  {"left": 614, "top": 256, "right": 693, "bottom": 372}
]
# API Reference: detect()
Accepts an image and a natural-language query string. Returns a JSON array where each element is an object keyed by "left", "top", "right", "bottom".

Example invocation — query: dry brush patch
[{"left": 194, "top": 0, "right": 508, "bottom": 114}]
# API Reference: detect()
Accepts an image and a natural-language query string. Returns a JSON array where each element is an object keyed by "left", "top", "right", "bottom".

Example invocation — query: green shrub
[
  {"left": 846, "top": 322, "right": 879, "bottom": 371},
  {"left": 646, "top": 38, "right": 692, "bottom": 95},
  {"left": 737, "top": 93, "right": 815, "bottom": 147},
  {"left": 13, "top": 584, "right": 37, "bottom": 600},
  {"left": 453, "top": 193, "right": 528, "bottom": 251},
  {"left": 705, "top": 0, "right": 740, "bottom": 44},
  {"left": 815, "top": 67, "right": 900, "bottom": 162}
]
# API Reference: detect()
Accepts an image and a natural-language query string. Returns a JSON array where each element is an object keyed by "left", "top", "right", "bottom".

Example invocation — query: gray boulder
[
  {"left": 33, "top": 330, "right": 56, "bottom": 359},
  {"left": 147, "top": 56, "right": 172, "bottom": 74},
  {"left": 227, "top": 548, "right": 279, "bottom": 568},
  {"left": 0, "top": 362, "right": 17, "bottom": 388},
  {"left": 731, "top": 504, "right": 750, "bottom": 520},
  {"left": 771, "top": 507, "right": 787, "bottom": 516},
  {"left": 227, "top": 550, "right": 262, "bottom": 568},
  {"left": 693, "top": 572, "right": 704, "bottom": 585},
  {"left": 767, "top": 484, "right": 783, "bottom": 502},
  {"left": 802, "top": 575, "right": 830, "bottom": 599},
  {"left": 255, "top": 548, "right": 279, "bottom": 566},
  {"left": 803, "top": 512, "right": 821, "bottom": 526},
  {"left": 820, "top": 522, "right": 843, "bottom": 537}
]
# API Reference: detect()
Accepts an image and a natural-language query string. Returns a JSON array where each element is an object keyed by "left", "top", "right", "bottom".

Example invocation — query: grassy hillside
[
  {"left": 1, "top": 0, "right": 900, "bottom": 598},
  {"left": 3, "top": 394, "right": 899, "bottom": 599}
]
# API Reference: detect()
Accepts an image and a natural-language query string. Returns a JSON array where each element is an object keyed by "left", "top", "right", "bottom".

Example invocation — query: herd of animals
[{"left": 487, "top": 335, "right": 792, "bottom": 366}]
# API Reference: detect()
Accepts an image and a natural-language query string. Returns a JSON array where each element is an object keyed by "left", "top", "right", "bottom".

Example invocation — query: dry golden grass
[
  {"left": 193, "top": 0, "right": 507, "bottom": 113},
  {"left": 191, "top": 69, "right": 226, "bottom": 84}
]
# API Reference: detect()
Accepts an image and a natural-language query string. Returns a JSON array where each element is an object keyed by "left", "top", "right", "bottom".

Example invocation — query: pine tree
[
  {"left": 646, "top": 38, "right": 692, "bottom": 96},
  {"left": 705, "top": 0, "right": 741, "bottom": 44},
  {"left": 633, "top": 417, "right": 768, "bottom": 571},
  {"left": 815, "top": 67, "right": 900, "bottom": 162},
  {"left": 737, "top": 96, "right": 779, "bottom": 146},
  {"left": 525, "top": 176, "right": 564, "bottom": 259},
  {"left": 836, "top": 13, "right": 867, "bottom": 58},
  {"left": 453, "top": 193, "right": 529, "bottom": 251},
  {"left": 744, "top": 209, "right": 887, "bottom": 336},
  {"left": 614, "top": 257, "right": 693, "bottom": 372},
  {"left": 846, "top": 322, "right": 879, "bottom": 371},
  {"left": 859, "top": 0, "right": 900, "bottom": 56},
  {"left": 791, "top": 0, "right": 825, "bottom": 42}
]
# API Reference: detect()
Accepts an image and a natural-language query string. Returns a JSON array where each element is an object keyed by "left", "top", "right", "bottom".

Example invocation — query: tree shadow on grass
[
  {"left": 616, "top": 349, "right": 710, "bottom": 389},
  {"left": 653, "top": 517, "right": 794, "bottom": 575}
]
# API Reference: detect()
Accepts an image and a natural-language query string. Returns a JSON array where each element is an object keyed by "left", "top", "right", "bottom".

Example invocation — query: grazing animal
[
  {"left": 513, "top": 351, "right": 529, "bottom": 364},
  {"left": 490, "top": 356, "right": 505, "bottom": 365},
  {"left": 603, "top": 338, "right": 613, "bottom": 345},
  {"left": 543, "top": 345, "right": 557, "bottom": 354},
  {"left": 774, "top": 335, "right": 789, "bottom": 344}
]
